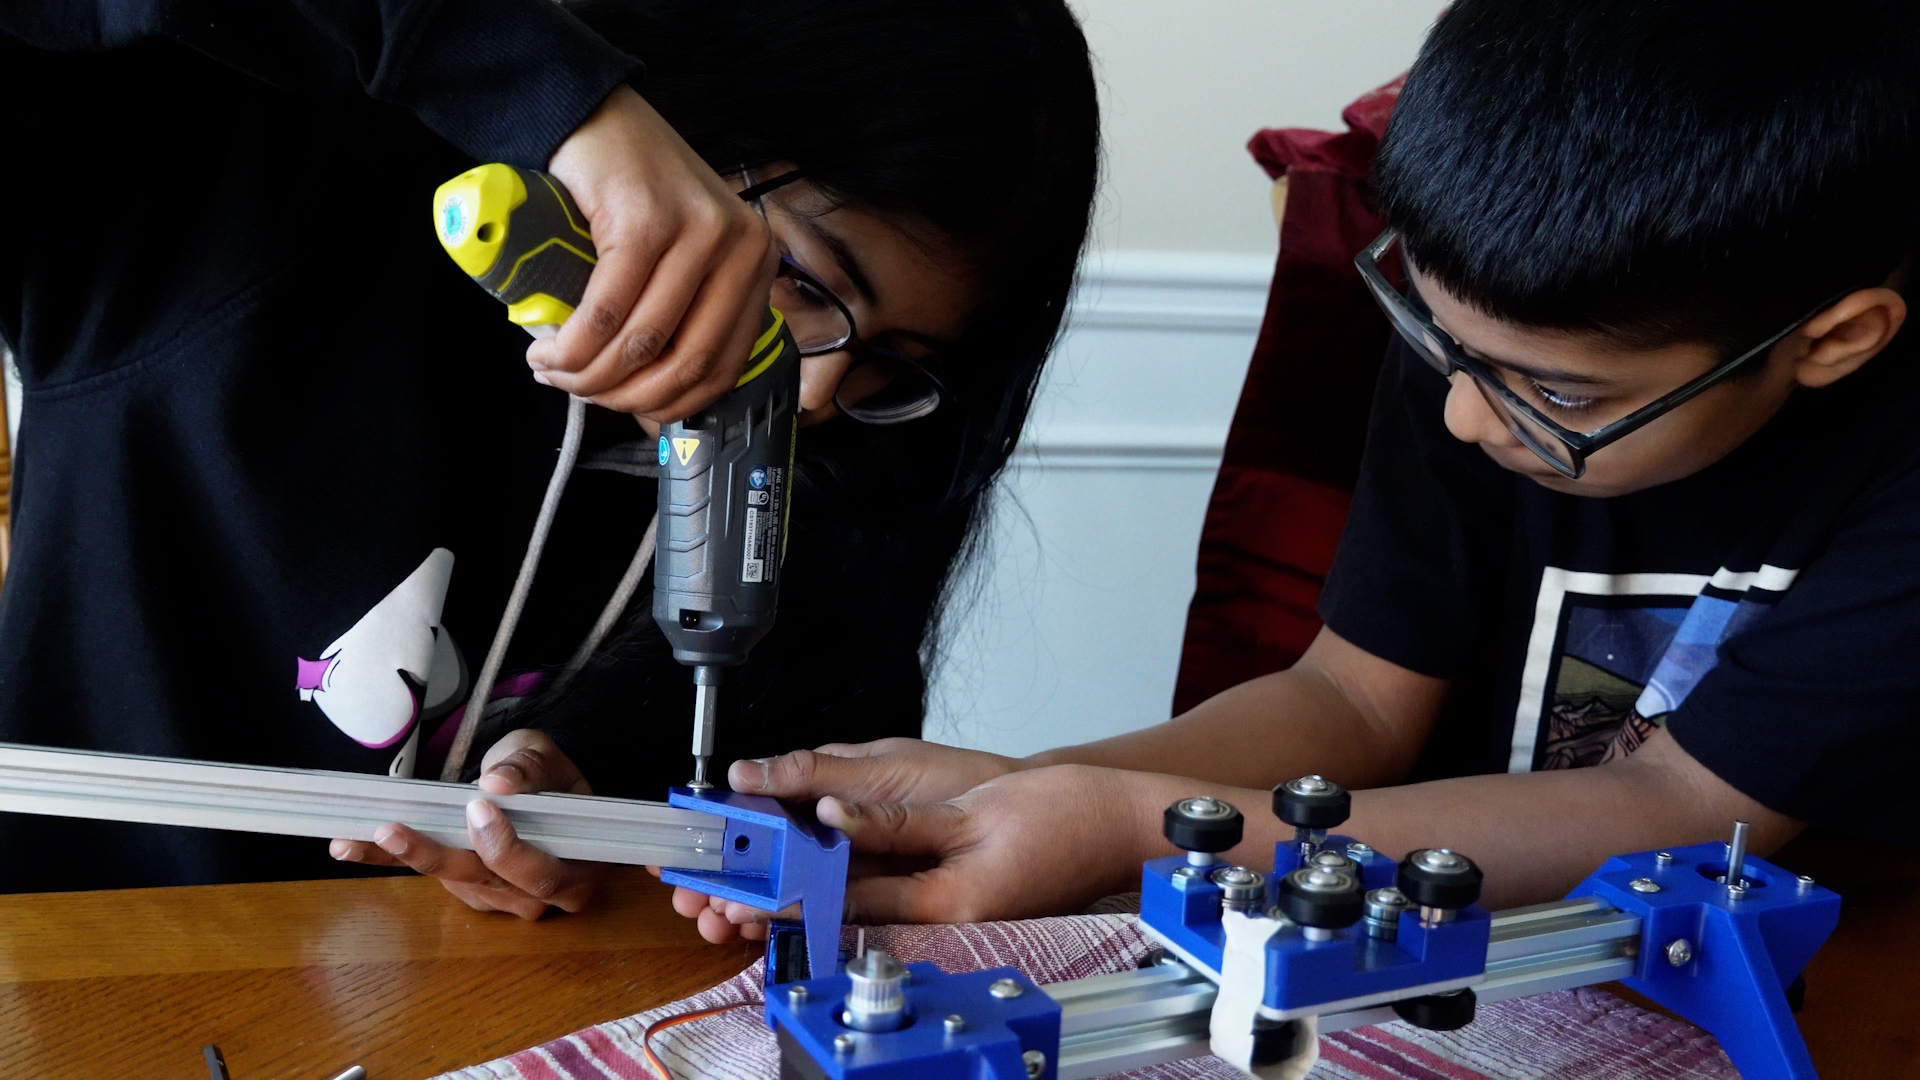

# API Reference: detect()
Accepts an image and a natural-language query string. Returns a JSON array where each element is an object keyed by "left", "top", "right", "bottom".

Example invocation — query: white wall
[
  {"left": 927, "top": 4, "right": 1440, "bottom": 756},
  {"left": 1083, "top": 1, "right": 1440, "bottom": 254}
]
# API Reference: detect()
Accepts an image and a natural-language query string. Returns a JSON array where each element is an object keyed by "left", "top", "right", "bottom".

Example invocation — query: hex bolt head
[
  {"left": 1628, "top": 877, "right": 1662, "bottom": 894},
  {"left": 833, "top": 1033, "right": 856, "bottom": 1055},
  {"left": 944, "top": 1014, "right": 966, "bottom": 1035},
  {"left": 1023, "top": 1050, "right": 1048, "bottom": 1078},
  {"left": 990, "top": 977, "right": 1025, "bottom": 999},
  {"left": 786, "top": 985, "right": 809, "bottom": 1006},
  {"left": 1666, "top": 939, "right": 1694, "bottom": 967}
]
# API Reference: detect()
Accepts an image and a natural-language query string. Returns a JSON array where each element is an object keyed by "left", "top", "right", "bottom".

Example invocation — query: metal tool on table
[
  {"left": 432, "top": 163, "right": 802, "bottom": 791},
  {"left": 760, "top": 777, "right": 1842, "bottom": 1080}
]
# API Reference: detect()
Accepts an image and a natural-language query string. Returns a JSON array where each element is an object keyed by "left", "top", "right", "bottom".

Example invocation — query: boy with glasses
[{"left": 670, "top": 0, "right": 1920, "bottom": 936}]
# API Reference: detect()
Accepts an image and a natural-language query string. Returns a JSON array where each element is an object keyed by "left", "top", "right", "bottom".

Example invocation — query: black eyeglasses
[
  {"left": 739, "top": 168, "right": 951, "bottom": 425},
  {"left": 1356, "top": 229, "right": 1837, "bottom": 479}
]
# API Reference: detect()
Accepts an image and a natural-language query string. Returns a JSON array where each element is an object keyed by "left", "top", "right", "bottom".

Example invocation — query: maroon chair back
[{"left": 1173, "top": 80, "right": 1405, "bottom": 714}]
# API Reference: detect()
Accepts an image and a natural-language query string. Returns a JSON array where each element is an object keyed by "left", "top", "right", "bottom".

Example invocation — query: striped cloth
[{"left": 435, "top": 915, "right": 1737, "bottom": 1080}]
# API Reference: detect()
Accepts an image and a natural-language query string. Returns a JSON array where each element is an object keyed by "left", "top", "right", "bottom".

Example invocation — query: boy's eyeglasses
[
  {"left": 1355, "top": 229, "right": 1833, "bottom": 479},
  {"left": 738, "top": 168, "right": 951, "bottom": 425}
]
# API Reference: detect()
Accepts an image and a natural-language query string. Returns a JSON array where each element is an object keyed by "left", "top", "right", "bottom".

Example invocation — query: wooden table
[
  {"left": 0, "top": 836, "right": 1912, "bottom": 1080},
  {"left": 0, "top": 868, "right": 756, "bottom": 1080}
]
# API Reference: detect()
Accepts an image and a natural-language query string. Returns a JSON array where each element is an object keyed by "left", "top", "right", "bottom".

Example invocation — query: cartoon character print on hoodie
[{"left": 296, "top": 549, "right": 469, "bottom": 774}]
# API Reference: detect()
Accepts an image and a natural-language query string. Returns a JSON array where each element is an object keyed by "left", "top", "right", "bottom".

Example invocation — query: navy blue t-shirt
[{"left": 1320, "top": 329, "right": 1920, "bottom": 842}]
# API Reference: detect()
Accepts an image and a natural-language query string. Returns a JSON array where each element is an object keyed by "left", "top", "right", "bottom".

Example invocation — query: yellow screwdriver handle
[{"left": 432, "top": 163, "right": 597, "bottom": 332}]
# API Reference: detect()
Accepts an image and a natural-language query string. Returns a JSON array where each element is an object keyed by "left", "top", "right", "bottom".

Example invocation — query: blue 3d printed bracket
[
  {"left": 761, "top": 778, "right": 1841, "bottom": 1080},
  {"left": 659, "top": 786, "right": 850, "bottom": 982}
]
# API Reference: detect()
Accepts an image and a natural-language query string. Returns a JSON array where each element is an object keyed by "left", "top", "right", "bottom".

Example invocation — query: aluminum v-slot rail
[
  {"left": 0, "top": 742, "right": 726, "bottom": 868},
  {"left": 1043, "top": 897, "right": 1639, "bottom": 1080}
]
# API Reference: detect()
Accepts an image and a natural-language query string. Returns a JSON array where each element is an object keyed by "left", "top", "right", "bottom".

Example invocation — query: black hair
[
  {"left": 500, "top": 0, "right": 1098, "bottom": 792},
  {"left": 1374, "top": 0, "right": 1920, "bottom": 352}
]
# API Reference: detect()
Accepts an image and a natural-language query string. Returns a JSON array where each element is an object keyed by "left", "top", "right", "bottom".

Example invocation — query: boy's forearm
[
  {"left": 1024, "top": 630, "right": 1444, "bottom": 791},
  {"left": 1108, "top": 730, "right": 1802, "bottom": 911}
]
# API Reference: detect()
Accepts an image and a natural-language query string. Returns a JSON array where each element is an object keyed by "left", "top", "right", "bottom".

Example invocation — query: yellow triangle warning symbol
[{"left": 672, "top": 437, "right": 700, "bottom": 466}]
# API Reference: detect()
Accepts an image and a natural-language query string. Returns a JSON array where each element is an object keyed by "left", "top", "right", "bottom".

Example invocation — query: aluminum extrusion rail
[
  {"left": 0, "top": 742, "right": 726, "bottom": 868},
  {"left": 1048, "top": 897, "right": 1640, "bottom": 1080}
]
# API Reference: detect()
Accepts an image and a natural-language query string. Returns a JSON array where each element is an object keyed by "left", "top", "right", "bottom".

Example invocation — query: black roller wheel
[
  {"left": 1392, "top": 988, "right": 1476, "bottom": 1031},
  {"left": 1272, "top": 775, "right": 1351, "bottom": 831},
  {"left": 1396, "top": 849, "right": 1484, "bottom": 910},
  {"left": 1276, "top": 866, "right": 1365, "bottom": 929},
  {"left": 1163, "top": 796, "right": 1244, "bottom": 854}
]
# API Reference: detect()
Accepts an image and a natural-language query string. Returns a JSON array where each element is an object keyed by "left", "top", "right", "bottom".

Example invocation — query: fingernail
[
  {"left": 330, "top": 840, "right": 360, "bottom": 862},
  {"left": 532, "top": 370, "right": 553, "bottom": 387},
  {"left": 374, "top": 825, "right": 407, "bottom": 856},
  {"left": 820, "top": 797, "right": 859, "bottom": 826},
  {"left": 468, "top": 799, "right": 503, "bottom": 829}
]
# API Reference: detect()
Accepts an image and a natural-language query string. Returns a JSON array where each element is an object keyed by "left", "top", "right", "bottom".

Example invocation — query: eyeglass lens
[
  {"left": 835, "top": 350, "right": 943, "bottom": 424},
  {"left": 772, "top": 266, "right": 853, "bottom": 354},
  {"left": 1364, "top": 272, "right": 1583, "bottom": 476}
]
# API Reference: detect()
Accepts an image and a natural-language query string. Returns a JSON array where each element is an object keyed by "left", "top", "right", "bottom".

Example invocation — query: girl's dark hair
[{"left": 515, "top": 0, "right": 1098, "bottom": 794}]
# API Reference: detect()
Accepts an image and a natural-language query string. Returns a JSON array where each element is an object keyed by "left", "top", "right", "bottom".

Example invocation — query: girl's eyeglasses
[{"left": 738, "top": 168, "right": 952, "bottom": 425}]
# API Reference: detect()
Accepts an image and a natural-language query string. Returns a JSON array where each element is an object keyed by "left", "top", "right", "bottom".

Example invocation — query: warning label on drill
[{"left": 741, "top": 466, "right": 784, "bottom": 584}]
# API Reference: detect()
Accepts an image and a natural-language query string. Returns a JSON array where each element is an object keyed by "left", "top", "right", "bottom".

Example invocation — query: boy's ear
[{"left": 1792, "top": 286, "right": 1908, "bottom": 389}]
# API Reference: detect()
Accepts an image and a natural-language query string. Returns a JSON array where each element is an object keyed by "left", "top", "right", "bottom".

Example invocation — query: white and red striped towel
[{"left": 435, "top": 915, "right": 1738, "bottom": 1080}]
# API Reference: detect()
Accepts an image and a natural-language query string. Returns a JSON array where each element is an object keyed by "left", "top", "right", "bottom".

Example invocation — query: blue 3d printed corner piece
[
  {"left": 1568, "top": 842, "right": 1838, "bottom": 1080},
  {"left": 661, "top": 786, "right": 850, "bottom": 983},
  {"left": 766, "top": 963, "right": 1061, "bottom": 1080}
]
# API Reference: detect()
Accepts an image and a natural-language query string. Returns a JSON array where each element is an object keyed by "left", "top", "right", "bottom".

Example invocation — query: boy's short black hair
[{"left": 1375, "top": 0, "right": 1920, "bottom": 351}]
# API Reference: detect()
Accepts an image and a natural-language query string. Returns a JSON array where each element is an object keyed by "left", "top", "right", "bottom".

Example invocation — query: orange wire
[{"left": 641, "top": 1001, "right": 754, "bottom": 1080}]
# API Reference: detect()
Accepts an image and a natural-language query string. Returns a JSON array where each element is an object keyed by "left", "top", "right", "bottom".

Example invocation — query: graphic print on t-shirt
[
  {"left": 1512, "top": 566, "right": 1799, "bottom": 773},
  {"left": 296, "top": 548, "right": 459, "bottom": 751}
]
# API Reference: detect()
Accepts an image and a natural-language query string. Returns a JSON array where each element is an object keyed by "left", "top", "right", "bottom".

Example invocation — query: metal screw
[
  {"left": 1654, "top": 851, "right": 1674, "bottom": 867},
  {"left": 1023, "top": 1050, "right": 1048, "bottom": 1078},
  {"left": 1345, "top": 842, "right": 1374, "bottom": 861},
  {"left": 1172, "top": 865, "right": 1201, "bottom": 883},
  {"left": 1727, "top": 883, "right": 1748, "bottom": 902},
  {"left": 1629, "top": 878, "right": 1662, "bottom": 894},
  {"left": 1666, "top": 939, "right": 1694, "bottom": 966},
  {"left": 1414, "top": 849, "right": 1467, "bottom": 873},
  {"left": 1178, "top": 795, "right": 1233, "bottom": 819},
  {"left": 990, "top": 978, "right": 1024, "bottom": 999},
  {"left": 1797, "top": 874, "right": 1816, "bottom": 892},
  {"left": 833, "top": 1033, "right": 856, "bottom": 1055},
  {"left": 786, "top": 985, "right": 809, "bottom": 1006},
  {"left": 944, "top": 1015, "right": 966, "bottom": 1035},
  {"left": 1291, "top": 775, "right": 1331, "bottom": 794}
]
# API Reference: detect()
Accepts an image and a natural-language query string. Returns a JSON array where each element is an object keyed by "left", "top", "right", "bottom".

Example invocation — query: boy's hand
[
  {"left": 663, "top": 738, "right": 1028, "bottom": 941},
  {"left": 729, "top": 738, "right": 1022, "bottom": 806},
  {"left": 329, "top": 728, "right": 604, "bottom": 919},
  {"left": 530, "top": 84, "right": 776, "bottom": 421}
]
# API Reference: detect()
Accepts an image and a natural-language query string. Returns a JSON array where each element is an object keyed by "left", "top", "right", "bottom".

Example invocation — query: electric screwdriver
[{"left": 433, "top": 163, "right": 800, "bottom": 789}]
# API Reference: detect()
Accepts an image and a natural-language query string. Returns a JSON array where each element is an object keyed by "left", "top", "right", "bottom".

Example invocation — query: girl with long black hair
[
  {"left": 333, "top": 0, "right": 1101, "bottom": 917},
  {"left": 0, "top": 0, "right": 1095, "bottom": 900}
]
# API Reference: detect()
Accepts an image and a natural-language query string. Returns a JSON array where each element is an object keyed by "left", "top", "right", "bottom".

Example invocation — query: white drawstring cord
[
  {"left": 440, "top": 394, "right": 589, "bottom": 781},
  {"left": 548, "top": 510, "right": 659, "bottom": 699}
]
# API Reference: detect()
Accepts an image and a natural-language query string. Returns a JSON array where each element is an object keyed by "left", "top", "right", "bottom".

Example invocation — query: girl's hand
[
  {"left": 330, "top": 728, "right": 605, "bottom": 919},
  {"left": 530, "top": 84, "right": 777, "bottom": 421}
]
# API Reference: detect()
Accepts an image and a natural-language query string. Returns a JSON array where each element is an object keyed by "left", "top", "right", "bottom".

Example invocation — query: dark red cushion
[{"left": 1172, "top": 80, "right": 1404, "bottom": 715}]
